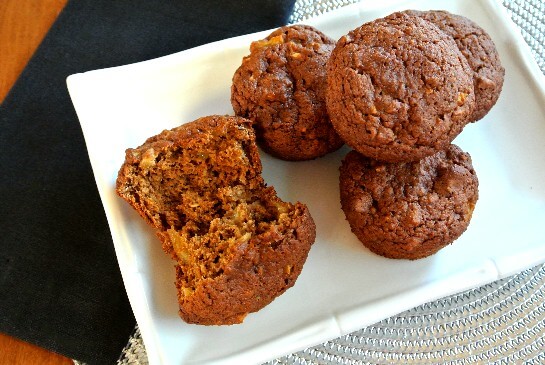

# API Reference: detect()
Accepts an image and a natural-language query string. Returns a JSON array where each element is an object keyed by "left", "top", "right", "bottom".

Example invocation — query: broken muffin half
[{"left": 116, "top": 115, "right": 316, "bottom": 325}]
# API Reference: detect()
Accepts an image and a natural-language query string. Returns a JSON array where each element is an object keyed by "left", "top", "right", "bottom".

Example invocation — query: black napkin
[{"left": 0, "top": 0, "right": 294, "bottom": 363}]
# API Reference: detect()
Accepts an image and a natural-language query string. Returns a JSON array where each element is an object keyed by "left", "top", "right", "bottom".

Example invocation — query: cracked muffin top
[
  {"left": 231, "top": 24, "right": 343, "bottom": 161},
  {"left": 326, "top": 12, "right": 476, "bottom": 163}
]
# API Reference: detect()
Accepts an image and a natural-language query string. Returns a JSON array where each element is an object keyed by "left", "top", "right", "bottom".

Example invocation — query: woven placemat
[{"left": 113, "top": 1, "right": 545, "bottom": 364}]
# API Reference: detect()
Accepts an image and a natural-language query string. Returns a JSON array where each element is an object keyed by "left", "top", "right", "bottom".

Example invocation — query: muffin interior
[{"left": 125, "top": 123, "right": 294, "bottom": 295}]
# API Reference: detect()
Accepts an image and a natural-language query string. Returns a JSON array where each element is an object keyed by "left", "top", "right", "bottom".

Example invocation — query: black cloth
[{"left": 0, "top": 1, "right": 294, "bottom": 364}]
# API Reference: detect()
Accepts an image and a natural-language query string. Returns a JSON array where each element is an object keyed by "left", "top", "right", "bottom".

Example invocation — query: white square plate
[{"left": 67, "top": 0, "right": 545, "bottom": 364}]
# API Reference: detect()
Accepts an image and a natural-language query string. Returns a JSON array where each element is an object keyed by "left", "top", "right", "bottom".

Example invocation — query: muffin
[
  {"left": 326, "top": 12, "right": 475, "bottom": 162},
  {"left": 232, "top": 25, "right": 343, "bottom": 161},
  {"left": 339, "top": 144, "right": 478, "bottom": 260},
  {"left": 116, "top": 115, "right": 316, "bottom": 325}
]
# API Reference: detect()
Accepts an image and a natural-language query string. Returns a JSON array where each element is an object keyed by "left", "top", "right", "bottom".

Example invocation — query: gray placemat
[{"left": 111, "top": 1, "right": 545, "bottom": 364}]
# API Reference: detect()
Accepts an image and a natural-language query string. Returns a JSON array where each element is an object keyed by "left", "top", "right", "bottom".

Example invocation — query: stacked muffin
[{"left": 328, "top": 11, "right": 503, "bottom": 259}]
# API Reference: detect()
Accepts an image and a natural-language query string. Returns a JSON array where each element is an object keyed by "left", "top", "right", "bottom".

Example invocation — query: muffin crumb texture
[{"left": 116, "top": 116, "right": 315, "bottom": 325}]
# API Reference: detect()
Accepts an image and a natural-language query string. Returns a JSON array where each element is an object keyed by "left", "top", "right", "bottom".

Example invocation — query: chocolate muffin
[
  {"left": 339, "top": 145, "right": 478, "bottom": 260},
  {"left": 405, "top": 10, "right": 504, "bottom": 122},
  {"left": 116, "top": 115, "right": 316, "bottom": 325},
  {"left": 326, "top": 12, "right": 475, "bottom": 162},
  {"left": 231, "top": 24, "right": 343, "bottom": 161}
]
